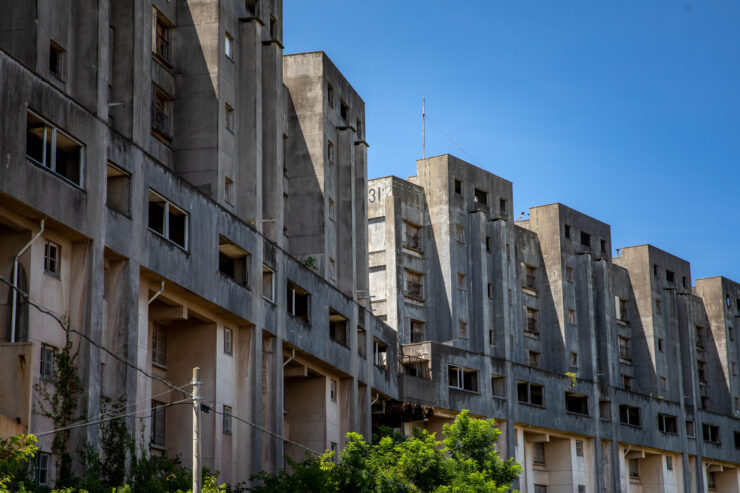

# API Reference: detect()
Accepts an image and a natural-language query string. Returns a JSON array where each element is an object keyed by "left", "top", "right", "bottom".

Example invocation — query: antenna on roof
[{"left": 422, "top": 96, "right": 426, "bottom": 159}]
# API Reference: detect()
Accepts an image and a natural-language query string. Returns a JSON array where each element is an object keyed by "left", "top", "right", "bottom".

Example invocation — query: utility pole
[{"left": 192, "top": 367, "right": 202, "bottom": 493}]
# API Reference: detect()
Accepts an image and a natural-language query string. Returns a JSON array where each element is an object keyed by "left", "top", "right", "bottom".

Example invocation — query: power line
[
  {"left": 35, "top": 398, "right": 192, "bottom": 438},
  {"left": 0, "top": 275, "right": 190, "bottom": 398},
  {"left": 425, "top": 114, "right": 485, "bottom": 168}
]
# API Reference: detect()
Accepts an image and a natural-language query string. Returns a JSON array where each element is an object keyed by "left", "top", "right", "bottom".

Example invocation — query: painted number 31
[{"left": 368, "top": 187, "right": 382, "bottom": 203}]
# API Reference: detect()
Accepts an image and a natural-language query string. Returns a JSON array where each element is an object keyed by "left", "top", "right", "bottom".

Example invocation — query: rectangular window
[
  {"left": 151, "top": 400, "right": 166, "bottom": 447},
  {"left": 356, "top": 118, "right": 363, "bottom": 138},
  {"left": 525, "top": 308, "right": 539, "bottom": 335},
  {"left": 405, "top": 270, "right": 424, "bottom": 299},
  {"left": 535, "top": 485, "right": 547, "bottom": 493},
  {"left": 328, "top": 198, "right": 335, "bottom": 220},
  {"left": 660, "top": 376, "right": 667, "bottom": 391},
  {"left": 327, "top": 140, "right": 335, "bottom": 163},
  {"left": 49, "top": 41, "right": 65, "bottom": 79},
  {"left": 617, "top": 297, "right": 629, "bottom": 322},
  {"left": 329, "top": 309, "right": 348, "bottom": 347},
  {"left": 576, "top": 439, "right": 584, "bottom": 457},
  {"left": 403, "top": 221, "right": 423, "bottom": 251},
  {"left": 622, "top": 375, "right": 633, "bottom": 391},
  {"left": 488, "top": 283, "right": 493, "bottom": 299},
  {"left": 44, "top": 240, "right": 61, "bottom": 277},
  {"left": 499, "top": 198, "right": 508, "bottom": 216},
  {"left": 148, "top": 190, "right": 188, "bottom": 248},
  {"left": 454, "top": 179, "right": 462, "bottom": 194},
  {"left": 219, "top": 235, "right": 249, "bottom": 287},
  {"left": 486, "top": 236, "right": 491, "bottom": 252},
  {"left": 410, "top": 319, "right": 425, "bottom": 343},
  {"left": 665, "top": 455, "right": 673, "bottom": 470},
  {"left": 600, "top": 239, "right": 606, "bottom": 253},
  {"left": 653, "top": 264, "right": 659, "bottom": 278},
  {"left": 517, "top": 381, "right": 544, "bottom": 406},
  {"left": 474, "top": 188, "right": 488, "bottom": 205},
  {"left": 629, "top": 458, "right": 640, "bottom": 479},
  {"left": 327, "top": 83, "right": 334, "bottom": 107},
  {"left": 330, "top": 442, "right": 338, "bottom": 463},
  {"left": 568, "top": 309, "right": 576, "bottom": 325},
  {"left": 707, "top": 471, "right": 716, "bottom": 490},
  {"left": 491, "top": 375, "right": 505, "bottom": 397},
  {"left": 564, "top": 224, "right": 571, "bottom": 239},
  {"left": 566, "top": 266, "right": 574, "bottom": 282},
  {"left": 695, "top": 326, "right": 705, "bottom": 348},
  {"left": 40, "top": 345, "right": 55, "bottom": 380},
  {"left": 154, "top": 12, "right": 171, "bottom": 62},
  {"left": 35, "top": 452, "right": 50, "bottom": 485},
  {"left": 457, "top": 272, "right": 466, "bottom": 290},
  {"left": 224, "top": 177, "right": 235, "bottom": 205},
  {"left": 570, "top": 352, "right": 578, "bottom": 367},
  {"left": 697, "top": 360, "right": 706, "bottom": 383},
  {"left": 599, "top": 400, "right": 611, "bottom": 421},
  {"left": 619, "top": 404, "right": 641, "bottom": 427},
  {"left": 106, "top": 163, "right": 131, "bottom": 215},
  {"left": 682, "top": 276, "right": 688, "bottom": 288},
  {"left": 448, "top": 365, "right": 478, "bottom": 392},
  {"left": 525, "top": 265, "right": 537, "bottom": 290},
  {"left": 533, "top": 442, "right": 545, "bottom": 465},
  {"left": 655, "top": 299, "right": 662, "bottom": 314},
  {"left": 225, "top": 32, "right": 234, "bottom": 59},
  {"left": 340, "top": 100, "right": 349, "bottom": 121},
  {"left": 658, "top": 338, "right": 664, "bottom": 352},
  {"left": 618, "top": 336, "right": 631, "bottom": 362},
  {"left": 262, "top": 265, "right": 275, "bottom": 302},
  {"left": 666, "top": 270, "right": 675, "bottom": 284},
  {"left": 223, "top": 328, "right": 233, "bottom": 355},
  {"left": 702, "top": 423, "right": 720, "bottom": 444},
  {"left": 287, "top": 282, "right": 310, "bottom": 323},
  {"left": 658, "top": 414, "right": 677, "bottom": 434},
  {"left": 152, "top": 85, "right": 172, "bottom": 140},
  {"left": 458, "top": 320, "right": 468, "bottom": 339},
  {"left": 373, "top": 338, "right": 388, "bottom": 368},
  {"left": 225, "top": 104, "right": 235, "bottom": 132},
  {"left": 151, "top": 323, "right": 167, "bottom": 367},
  {"left": 578, "top": 486, "right": 585, "bottom": 493},
  {"left": 528, "top": 350, "right": 540, "bottom": 367},
  {"left": 580, "top": 231, "right": 591, "bottom": 248},
  {"left": 26, "top": 111, "right": 84, "bottom": 186},
  {"left": 455, "top": 224, "right": 465, "bottom": 243},
  {"left": 734, "top": 431, "right": 740, "bottom": 449},
  {"left": 223, "top": 405, "right": 232, "bottom": 434},
  {"left": 328, "top": 257, "right": 336, "bottom": 282},
  {"left": 330, "top": 379, "right": 337, "bottom": 401},
  {"left": 565, "top": 393, "right": 589, "bottom": 415},
  {"left": 686, "top": 420, "right": 695, "bottom": 438}
]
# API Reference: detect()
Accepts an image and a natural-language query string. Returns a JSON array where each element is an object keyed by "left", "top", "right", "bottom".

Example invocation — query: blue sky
[{"left": 285, "top": 1, "right": 740, "bottom": 283}]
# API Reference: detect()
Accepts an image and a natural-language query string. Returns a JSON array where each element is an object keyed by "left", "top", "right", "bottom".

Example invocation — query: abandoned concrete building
[{"left": 0, "top": 1, "right": 738, "bottom": 492}]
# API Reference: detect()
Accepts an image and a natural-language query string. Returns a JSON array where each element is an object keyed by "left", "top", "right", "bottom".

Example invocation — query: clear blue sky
[{"left": 285, "top": 1, "right": 740, "bottom": 283}]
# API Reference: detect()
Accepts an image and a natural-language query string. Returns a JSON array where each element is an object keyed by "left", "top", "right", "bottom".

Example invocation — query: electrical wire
[
  {"left": 0, "top": 275, "right": 190, "bottom": 398},
  {"left": 425, "top": 114, "right": 485, "bottom": 168}
]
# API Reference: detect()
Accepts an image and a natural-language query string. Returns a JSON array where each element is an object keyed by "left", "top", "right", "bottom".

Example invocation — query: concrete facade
[{"left": 1, "top": 1, "right": 739, "bottom": 492}]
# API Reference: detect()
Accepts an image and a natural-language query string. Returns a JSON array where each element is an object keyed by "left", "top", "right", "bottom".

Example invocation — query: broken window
[
  {"left": 410, "top": 319, "right": 425, "bottom": 343},
  {"left": 262, "top": 265, "right": 275, "bottom": 301},
  {"left": 152, "top": 85, "right": 172, "bottom": 139},
  {"left": 455, "top": 224, "right": 465, "bottom": 243},
  {"left": 658, "top": 414, "right": 677, "bottom": 434},
  {"left": 566, "top": 266, "right": 574, "bottom": 282},
  {"left": 703, "top": 423, "right": 720, "bottom": 444},
  {"left": 618, "top": 404, "right": 641, "bottom": 427},
  {"left": 458, "top": 320, "right": 468, "bottom": 339},
  {"left": 454, "top": 179, "right": 462, "bottom": 194},
  {"left": 599, "top": 400, "right": 611, "bottom": 421},
  {"left": 223, "top": 405, "right": 232, "bottom": 434},
  {"left": 528, "top": 350, "right": 540, "bottom": 367},
  {"left": 151, "top": 323, "right": 167, "bottom": 367},
  {"left": 525, "top": 308, "right": 538, "bottom": 335},
  {"left": 658, "top": 338, "right": 664, "bottom": 352},
  {"left": 403, "top": 359, "right": 430, "bottom": 379},
  {"left": 622, "top": 375, "right": 633, "bottom": 390},
  {"left": 154, "top": 11, "right": 172, "bottom": 62},
  {"left": 533, "top": 442, "right": 546, "bottom": 465},
  {"left": 329, "top": 309, "right": 348, "bottom": 347},
  {"left": 151, "top": 400, "right": 166, "bottom": 447},
  {"left": 224, "top": 328, "right": 233, "bottom": 355},
  {"left": 219, "top": 236, "right": 249, "bottom": 287},
  {"left": 491, "top": 374, "right": 505, "bottom": 397},
  {"left": 565, "top": 393, "right": 589, "bottom": 415},
  {"left": 600, "top": 239, "right": 606, "bottom": 253},
  {"left": 666, "top": 270, "right": 675, "bottom": 284},
  {"left": 618, "top": 336, "right": 631, "bottom": 362},
  {"left": 373, "top": 338, "right": 388, "bottom": 368},
  {"left": 340, "top": 100, "right": 349, "bottom": 121},
  {"left": 106, "top": 163, "right": 130, "bottom": 215},
  {"left": 486, "top": 236, "right": 491, "bottom": 252},
  {"left": 327, "top": 83, "right": 334, "bottom": 107},
  {"left": 564, "top": 224, "right": 571, "bottom": 239},
  {"left": 148, "top": 190, "right": 188, "bottom": 248},
  {"left": 525, "top": 265, "right": 537, "bottom": 290},
  {"left": 457, "top": 272, "right": 466, "bottom": 290},
  {"left": 357, "top": 327, "right": 366, "bottom": 358},
  {"left": 474, "top": 188, "right": 487, "bottom": 205},
  {"left": 580, "top": 231, "right": 591, "bottom": 248},
  {"left": 568, "top": 309, "right": 576, "bottom": 324},
  {"left": 499, "top": 198, "right": 508, "bottom": 216},
  {"left": 49, "top": 41, "right": 65, "bottom": 79},
  {"left": 570, "top": 352, "right": 578, "bottom": 367},
  {"left": 517, "top": 381, "right": 544, "bottom": 406},
  {"left": 616, "top": 297, "right": 629, "bottom": 322},
  {"left": 403, "top": 221, "right": 422, "bottom": 251},
  {"left": 405, "top": 270, "right": 424, "bottom": 299},
  {"left": 628, "top": 458, "right": 639, "bottom": 479},
  {"left": 26, "top": 111, "right": 84, "bottom": 187},
  {"left": 225, "top": 103, "right": 235, "bottom": 132},
  {"left": 448, "top": 365, "right": 478, "bottom": 392},
  {"left": 40, "top": 345, "right": 55, "bottom": 380},
  {"left": 287, "top": 282, "right": 310, "bottom": 323},
  {"left": 44, "top": 240, "right": 60, "bottom": 277}
]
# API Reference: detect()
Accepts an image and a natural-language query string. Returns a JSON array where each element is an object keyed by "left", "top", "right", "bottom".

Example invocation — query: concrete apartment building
[
  {"left": 369, "top": 155, "right": 740, "bottom": 492},
  {"left": 0, "top": 1, "right": 739, "bottom": 492}
]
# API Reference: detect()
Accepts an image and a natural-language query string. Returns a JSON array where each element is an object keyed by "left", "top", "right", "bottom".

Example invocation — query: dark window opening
[
  {"left": 327, "top": 84, "right": 334, "bottom": 108},
  {"left": 152, "top": 86, "right": 172, "bottom": 140},
  {"left": 600, "top": 239, "right": 606, "bottom": 253},
  {"left": 533, "top": 442, "right": 546, "bottom": 465},
  {"left": 565, "top": 393, "right": 589, "bottom": 415},
  {"left": 703, "top": 423, "right": 720, "bottom": 444},
  {"left": 599, "top": 400, "right": 611, "bottom": 421},
  {"left": 262, "top": 265, "right": 275, "bottom": 301},
  {"left": 403, "top": 222, "right": 423, "bottom": 251},
  {"left": 405, "top": 270, "right": 424, "bottom": 299},
  {"left": 448, "top": 365, "right": 478, "bottom": 392},
  {"left": 269, "top": 16, "right": 277, "bottom": 40},
  {"left": 517, "top": 381, "right": 544, "bottom": 406},
  {"left": 106, "top": 163, "right": 131, "bottom": 215},
  {"left": 44, "top": 241, "right": 60, "bottom": 277},
  {"left": 329, "top": 309, "right": 348, "bottom": 347},
  {"left": 474, "top": 188, "right": 488, "bottom": 205},
  {"left": 340, "top": 100, "right": 349, "bottom": 121},
  {"left": 525, "top": 265, "right": 537, "bottom": 290},
  {"left": 454, "top": 179, "right": 462, "bottom": 194},
  {"left": 219, "top": 236, "right": 249, "bottom": 287},
  {"left": 287, "top": 282, "right": 310, "bottom": 323},
  {"left": 619, "top": 404, "right": 641, "bottom": 427},
  {"left": 151, "top": 400, "right": 166, "bottom": 447},
  {"left": 525, "top": 308, "right": 538, "bottom": 335},
  {"left": 734, "top": 431, "right": 740, "bottom": 449},
  {"left": 410, "top": 319, "right": 425, "bottom": 343},
  {"left": 658, "top": 414, "right": 677, "bottom": 434},
  {"left": 629, "top": 458, "right": 639, "bottom": 479},
  {"left": 49, "top": 41, "right": 65, "bottom": 79},
  {"left": 357, "top": 327, "right": 366, "bottom": 358},
  {"left": 154, "top": 14, "right": 171, "bottom": 62},
  {"left": 653, "top": 264, "right": 659, "bottom": 278},
  {"left": 486, "top": 236, "right": 491, "bottom": 252},
  {"left": 148, "top": 190, "right": 188, "bottom": 248},
  {"left": 151, "top": 323, "right": 167, "bottom": 367},
  {"left": 373, "top": 338, "right": 388, "bottom": 368},
  {"left": 26, "top": 111, "right": 84, "bottom": 186},
  {"left": 666, "top": 270, "right": 675, "bottom": 284},
  {"left": 499, "top": 198, "right": 508, "bottom": 215},
  {"left": 491, "top": 375, "right": 505, "bottom": 397},
  {"left": 565, "top": 224, "right": 571, "bottom": 239},
  {"left": 580, "top": 231, "right": 591, "bottom": 248}
]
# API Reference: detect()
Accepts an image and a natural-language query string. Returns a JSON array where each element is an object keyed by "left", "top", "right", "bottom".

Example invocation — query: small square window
[
  {"left": 44, "top": 240, "right": 61, "bottom": 277},
  {"left": 49, "top": 41, "right": 65, "bottom": 79},
  {"left": 225, "top": 32, "right": 234, "bottom": 59},
  {"left": 224, "top": 327, "right": 233, "bottom": 355},
  {"left": 474, "top": 188, "right": 488, "bottom": 205},
  {"left": 225, "top": 104, "right": 235, "bottom": 132},
  {"left": 223, "top": 405, "right": 232, "bottom": 434}
]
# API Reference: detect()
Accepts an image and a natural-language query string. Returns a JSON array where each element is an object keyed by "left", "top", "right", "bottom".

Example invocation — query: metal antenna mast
[{"left": 422, "top": 96, "right": 426, "bottom": 159}]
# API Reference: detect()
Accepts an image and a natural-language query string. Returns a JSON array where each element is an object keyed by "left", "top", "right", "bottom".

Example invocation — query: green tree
[
  {"left": 0, "top": 434, "right": 38, "bottom": 490},
  {"left": 249, "top": 410, "right": 521, "bottom": 492}
]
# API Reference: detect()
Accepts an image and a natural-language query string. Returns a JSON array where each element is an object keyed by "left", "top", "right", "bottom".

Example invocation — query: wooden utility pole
[{"left": 192, "top": 367, "right": 202, "bottom": 493}]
